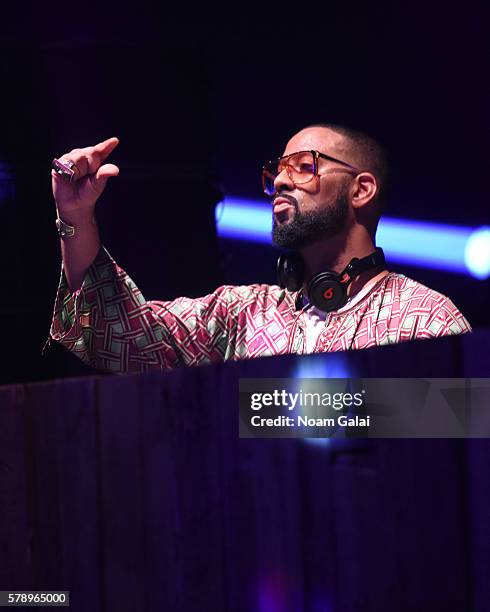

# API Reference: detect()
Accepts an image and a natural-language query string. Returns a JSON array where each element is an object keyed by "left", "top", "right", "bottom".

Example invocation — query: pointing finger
[{"left": 94, "top": 137, "right": 119, "bottom": 161}]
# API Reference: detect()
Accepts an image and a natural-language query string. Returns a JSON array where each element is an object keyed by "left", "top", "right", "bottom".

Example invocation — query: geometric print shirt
[{"left": 47, "top": 245, "right": 472, "bottom": 374}]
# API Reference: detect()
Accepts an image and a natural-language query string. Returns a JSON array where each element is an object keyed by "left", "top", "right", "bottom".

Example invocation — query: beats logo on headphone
[{"left": 277, "top": 248, "right": 386, "bottom": 313}]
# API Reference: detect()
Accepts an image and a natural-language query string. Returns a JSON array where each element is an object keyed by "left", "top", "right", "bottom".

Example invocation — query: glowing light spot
[{"left": 464, "top": 226, "right": 490, "bottom": 279}]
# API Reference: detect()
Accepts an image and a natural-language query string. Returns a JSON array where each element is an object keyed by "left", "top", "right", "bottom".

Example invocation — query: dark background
[{"left": 0, "top": 3, "right": 488, "bottom": 384}]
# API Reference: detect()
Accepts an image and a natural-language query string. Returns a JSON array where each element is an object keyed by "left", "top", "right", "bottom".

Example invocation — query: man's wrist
[
  {"left": 55, "top": 204, "right": 96, "bottom": 224},
  {"left": 55, "top": 208, "right": 97, "bottom": 239},
  {"left": 55, "top": 207, "right": 97, "bottom": 226}
]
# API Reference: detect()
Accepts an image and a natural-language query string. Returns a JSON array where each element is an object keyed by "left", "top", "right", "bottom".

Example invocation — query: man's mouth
[{"left": 273, "top": 198, "right": 296, "bottom": 223}]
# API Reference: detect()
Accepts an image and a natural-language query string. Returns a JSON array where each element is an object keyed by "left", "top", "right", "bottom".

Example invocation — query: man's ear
[{"left": 351, "top": 172, "right": 378, "bottom": 209}]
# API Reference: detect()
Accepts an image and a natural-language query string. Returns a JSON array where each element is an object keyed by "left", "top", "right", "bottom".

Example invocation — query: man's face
[{"left": 271, "top": 127, "right": 353, "bottom": 250}]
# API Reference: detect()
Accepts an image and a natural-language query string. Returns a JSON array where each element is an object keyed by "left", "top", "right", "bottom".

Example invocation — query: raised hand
[{"left": 52, "top": 137, "right": 120, "bottom": 216}]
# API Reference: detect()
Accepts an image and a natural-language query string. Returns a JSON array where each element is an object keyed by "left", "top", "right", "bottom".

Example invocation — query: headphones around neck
[{"left": 277, "top": 248, "right": 386, "bottom": 313}]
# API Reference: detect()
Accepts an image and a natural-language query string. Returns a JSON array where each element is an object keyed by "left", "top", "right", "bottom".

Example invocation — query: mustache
[{"left": 272, "top": 193, "right": 299, "bottom": 210}]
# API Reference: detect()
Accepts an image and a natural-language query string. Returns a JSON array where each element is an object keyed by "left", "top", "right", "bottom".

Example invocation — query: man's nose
[{"left": 273, "top": 168, "right": 294, "bottom": 194}]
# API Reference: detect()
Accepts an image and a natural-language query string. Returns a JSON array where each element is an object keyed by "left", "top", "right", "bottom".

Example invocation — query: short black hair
[{"left": 305, "top": 123, "right": 390, "bottom": 210}]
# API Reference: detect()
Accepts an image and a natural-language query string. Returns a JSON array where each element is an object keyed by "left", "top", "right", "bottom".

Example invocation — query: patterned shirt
[{"left": 47, "top": 245, "right": 472, "bottom": 374}]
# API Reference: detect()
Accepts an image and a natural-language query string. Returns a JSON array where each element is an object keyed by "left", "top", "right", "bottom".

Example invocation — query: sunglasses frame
[{"left": 262, "top": 149, "right": 360, "bottom": 195}]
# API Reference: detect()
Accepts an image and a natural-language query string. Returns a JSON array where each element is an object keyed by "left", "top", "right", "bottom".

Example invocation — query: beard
[{"left": 272, "top": 192, "right": 349, "bottom": 250}]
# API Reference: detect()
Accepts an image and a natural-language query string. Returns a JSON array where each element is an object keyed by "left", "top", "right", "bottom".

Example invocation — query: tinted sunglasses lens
[
  {"left": 262, "top": 163, "right": 278, "bottom": 195},
  {"left": 288, "top": 151, "right": 315, "bottom": 183}
]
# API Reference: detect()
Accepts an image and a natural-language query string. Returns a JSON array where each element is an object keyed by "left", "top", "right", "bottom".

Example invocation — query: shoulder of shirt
[
  {"left": 385, "top": 272, "right": 453, "bottom": 301},
  {"left": 328, "top": 271, "right": 461, "bottom": 316},
  {"left": 381, "top": 272, "right": 467, "bottom": 316}
]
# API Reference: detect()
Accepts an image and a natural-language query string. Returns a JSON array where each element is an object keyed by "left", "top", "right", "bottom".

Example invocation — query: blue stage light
[
  {"left": 290, "top": 355, "right": 356, "bottom": 448},
  {"left": 215, "top": 198, "right": 489, "bottom": 278},
  {"left": 375, "top": 218, "right": 471, "bottom": 274},
  {"left": 292, "top": 354, "right": 354, "bottom": 379},
  {"left": 215, "top": 198, "right": 271, "bottom": 244}
]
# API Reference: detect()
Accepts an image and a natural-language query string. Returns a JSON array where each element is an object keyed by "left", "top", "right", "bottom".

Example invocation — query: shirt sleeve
[{"left": 45, "top": 245, "right": 250, "bottom": 374}]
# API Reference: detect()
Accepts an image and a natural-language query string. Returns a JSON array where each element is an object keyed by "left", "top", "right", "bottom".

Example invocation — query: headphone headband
[{"left": 341, "top": 248, "right": 386, "bottom": 281}]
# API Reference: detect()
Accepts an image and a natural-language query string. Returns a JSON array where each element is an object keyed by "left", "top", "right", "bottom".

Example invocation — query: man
[{"left": 46, "top": 125, "right": 471, "bottom": 373}]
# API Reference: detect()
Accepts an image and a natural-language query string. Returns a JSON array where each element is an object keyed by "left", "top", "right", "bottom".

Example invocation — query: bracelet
[
  {"left": 55, "top": 214, "right": 96, "bottom": 238},
  {"left": 55, "top": 216, "right": 75, "bottom": 238}
]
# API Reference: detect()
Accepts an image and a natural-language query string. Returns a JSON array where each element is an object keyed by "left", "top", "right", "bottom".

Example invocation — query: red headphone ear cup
[{"left": 308, "top": 272, "right": 348, "bottom": 312}]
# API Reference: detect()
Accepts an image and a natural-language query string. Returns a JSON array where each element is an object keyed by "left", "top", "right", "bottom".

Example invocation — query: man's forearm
[
  {"left": 58, "top": 207, "right": 101, "bottom": 293},
  {"left": 51, "top": 137, "right": 119, "bottom": 293}
]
